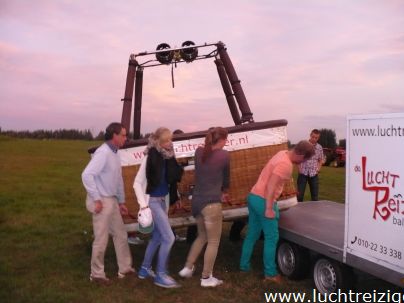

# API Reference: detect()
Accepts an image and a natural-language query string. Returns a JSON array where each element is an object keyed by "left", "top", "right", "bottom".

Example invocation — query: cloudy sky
[{"left": 1, "top": 0, "right": 403, "bottom": 143}]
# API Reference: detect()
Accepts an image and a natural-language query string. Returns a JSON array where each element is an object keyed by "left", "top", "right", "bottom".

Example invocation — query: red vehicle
[{"left": 323, "top": 147, "right": 346, "bottom": 167}]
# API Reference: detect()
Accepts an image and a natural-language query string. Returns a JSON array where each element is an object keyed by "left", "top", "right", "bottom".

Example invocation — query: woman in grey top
[{"left": 178, "top": 127, "right": 230, "bottom": 287}]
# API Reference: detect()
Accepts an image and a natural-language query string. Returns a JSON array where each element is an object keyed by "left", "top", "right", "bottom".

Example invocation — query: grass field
[{"left": 0, "top": 136, "right": 400, "bottom": 303}]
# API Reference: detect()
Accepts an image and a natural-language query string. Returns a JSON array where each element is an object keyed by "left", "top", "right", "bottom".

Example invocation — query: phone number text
[{"left": 351, "top": 236, "right": 402, "bottom": 260}]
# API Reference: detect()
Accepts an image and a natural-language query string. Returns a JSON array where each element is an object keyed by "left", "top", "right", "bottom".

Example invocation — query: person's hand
[
  {"left": 265, "top": 208, "right": 276, "bottom": 219},
  {"left": 119, "top": 203, "right": 129, "bottom": 216},
  {"left": 94, "top": 200, "right": 103, "bottom": 214},
  {"left": 221, "top": 193, "right": 230, "bottom": 203},
  {"left": 174, "top": 200, "right": 182, "bottom": 210}
]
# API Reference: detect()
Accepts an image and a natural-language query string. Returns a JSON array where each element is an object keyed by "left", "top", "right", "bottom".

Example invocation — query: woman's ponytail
[
  {"left": 202, "top": 131, "right": 213, "bottom": 162},
  {"left": 202, "top": 127, "right": 228, "bottom": 162}
]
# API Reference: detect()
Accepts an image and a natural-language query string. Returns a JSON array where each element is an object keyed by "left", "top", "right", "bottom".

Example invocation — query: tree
[
  {"left": 318, "top": 128, "right": 337, "bottom": 149},
  {"left": 339, "top": 139, "right": 346, "bottom": 149},
  {"left": 95, "top": 131, "right": 105, "bottom": 141},
  {"left": 1, "top": 128, "right": 95, "bottom": 140}
]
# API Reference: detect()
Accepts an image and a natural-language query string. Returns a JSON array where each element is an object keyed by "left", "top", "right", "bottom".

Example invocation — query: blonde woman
[
  {"left": 133, "top": 127, "right": 183, "bottom": 288},
  {"left": 179, "top": 127, "right": 230, "bottom": 287}
]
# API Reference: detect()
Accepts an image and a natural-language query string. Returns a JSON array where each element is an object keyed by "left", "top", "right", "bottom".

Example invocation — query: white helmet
[{"left": 138, "top": 207, "right": 153, "bottom": 234}]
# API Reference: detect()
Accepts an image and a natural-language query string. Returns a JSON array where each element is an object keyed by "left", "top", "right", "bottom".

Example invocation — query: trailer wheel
[
  {"left": 313, "top": 258, "right": 354, "bottom": 294},
  {"left": 276, "top": 241, "right": 310, "bottom": 279}
]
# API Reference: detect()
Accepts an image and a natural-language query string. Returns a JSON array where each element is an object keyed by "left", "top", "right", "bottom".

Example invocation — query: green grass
[
  {"left": 0, "top": 137, "right": 399, "bottom": 303},
  {"left": 292, "top": 166, "right": 346, "bottom": 203}
]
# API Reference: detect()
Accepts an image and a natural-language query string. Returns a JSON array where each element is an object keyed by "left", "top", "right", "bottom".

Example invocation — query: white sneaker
[
  {"left": 200, "top": 275, "right": 223, "bottom": 287},
  {"left": 117, "top": 268, "right": 136, "bottom": 279},
  {"left": 128, "top": 236, "right": 144, "bottom": 245},
  {"left": 154, "top": 272, "right": 181, "bottom": 288},
  {"left": 175, "top": 234, "right": 186, "bottom": 242},
  {"left": 178, "top": 266, "right": 194, "bottom": 278}
]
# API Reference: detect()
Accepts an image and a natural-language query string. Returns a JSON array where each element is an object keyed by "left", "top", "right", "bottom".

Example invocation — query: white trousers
[{"left": 86, "top": 196, "right": 132, "bottom": 278}]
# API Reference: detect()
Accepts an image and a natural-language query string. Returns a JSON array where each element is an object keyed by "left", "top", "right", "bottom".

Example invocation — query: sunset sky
[{"left": 1, "top": 0, "right": 403, "bottom": 143}]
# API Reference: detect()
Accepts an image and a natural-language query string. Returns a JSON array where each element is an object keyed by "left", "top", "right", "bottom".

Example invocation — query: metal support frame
[
  {"left": 217, "top": 42, "right": 254, "bottom": 123},
  {"left": 214, "top": 59, "right": 241, "bottom": 125},
  {"left": 120, "top": 41, "right": 254, "bottom": 138},
  {"left": 133, "top": 67, "right": 143, "bottom": 139},
  {"left": 120, "top": 55, "right": 138, "bottom": 133}
]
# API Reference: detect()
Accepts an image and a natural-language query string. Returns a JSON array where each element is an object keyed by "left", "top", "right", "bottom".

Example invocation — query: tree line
[
  {"left": 0, "top": 127, "right": 345, "bottom": 147},
  {"left": 317, "top": 129, "right": 345, "bottom": 149},
  {"left": 0, "top": 128, "right": 99, "bottom": 140},
  {"left": 0, "top": 128, "right": 147, "bottom": 141}
]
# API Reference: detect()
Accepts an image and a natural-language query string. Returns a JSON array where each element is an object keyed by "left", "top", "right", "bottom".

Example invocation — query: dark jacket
[{"left": 145, "top": 147, "right": 183, "bottom": 204}]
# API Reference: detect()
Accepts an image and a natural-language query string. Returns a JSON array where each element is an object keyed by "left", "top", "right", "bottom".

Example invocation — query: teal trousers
[{"left": 239, "top": 193, "right": 279, "bottom": 277}]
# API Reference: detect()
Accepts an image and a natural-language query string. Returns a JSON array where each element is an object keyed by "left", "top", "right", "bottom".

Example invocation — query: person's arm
[
  {"left": 119, "top": 203, "right": 129, "bottom": 215},
  {"left": 317, "top": 146, "right": 324, "bottom": 173},
  {"left": 133, "top": 156, "right": 149, "bottom": 209},
  {"left": 221, "top": 154, "right": 230, "bottom": 202},
  {"left": 82, "top": 150, "right": 105, "bottom": 201},
  {"left": 116, "top": 164, "right": 128, "bottom": 214},
  {"left": 82, "top": 148, "right": 106, "bottom": 213},
  {"left": 297, "top": 162, "right": 303, "bottom": 174},
  {"left": 317, "top": 159, "right": 323, "bottom": 173},
  {"left": 117, "top": 167, "right": 125, "bottom": 204},
  {"left": 264, "top": 174, "right": 284, "bottom": 218},
  {"left": 116, "top": 152, "right": 126, "bottom": 215}
]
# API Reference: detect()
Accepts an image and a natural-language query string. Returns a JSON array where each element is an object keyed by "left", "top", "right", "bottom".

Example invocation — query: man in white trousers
[{"left": 82, "top": 122, "right": 135, "bottom": 285}]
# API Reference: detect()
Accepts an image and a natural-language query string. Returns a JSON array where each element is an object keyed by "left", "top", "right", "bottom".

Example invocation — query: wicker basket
[{"left": 122, "top": 142, "right": 295, "bottom": 224}]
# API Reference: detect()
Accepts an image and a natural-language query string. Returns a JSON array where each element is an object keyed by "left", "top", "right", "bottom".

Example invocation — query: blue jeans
[
  {"left": 141, "top": 197, "right": 175, "bottom": 273},
  {"left": 240, "top": 193, "right": 279, "bottom": 277},
  {"left": 297, "top": 174, "right": 319, "bottom": 202}
]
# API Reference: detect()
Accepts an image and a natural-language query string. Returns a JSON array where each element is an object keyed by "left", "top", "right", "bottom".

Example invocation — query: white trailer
[{"left": 276, "top": 113, "right": 404, "bottom": 293}]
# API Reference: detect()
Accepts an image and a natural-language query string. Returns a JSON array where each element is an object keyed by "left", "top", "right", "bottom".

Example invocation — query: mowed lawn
[{"left": 0, "top": 137, "right": 399, "bottom": 303}]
